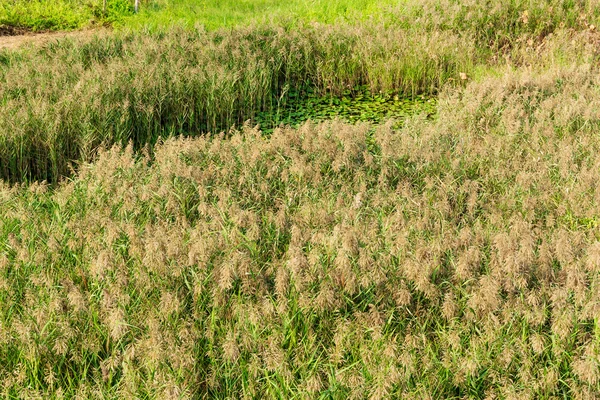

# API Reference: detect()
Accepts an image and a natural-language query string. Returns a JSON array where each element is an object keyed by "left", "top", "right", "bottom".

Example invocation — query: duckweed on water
[{"left": 256, "top": 88, "right": 436, "bottom": 133}]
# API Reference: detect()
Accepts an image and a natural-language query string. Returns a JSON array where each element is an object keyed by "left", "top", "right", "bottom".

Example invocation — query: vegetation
[
  {"left": 0, "top": 0, "right": 398, "bottom": 32},
  {"left": 256, "top": 89, "right": 437, "bottom": 134},
  {"left": 0, "top": 0, "right": 133, "bottom": 31},
  {"left": 2, "top": 0, "right": 600, "bottom": 35},
  {"left": 2, "top": 0, "right": 600, "bottom": 183},
  {"left": 3, "top": 0, "right": 600, "bottom": 397},
  {"left": 121, "top": 0, "right": 399, "bottom": 31},
  {"left": 4, "top": 68, "right": 600, "bottom": 395},
  {"left": 0, "top": 23, "right": 469, "bottom": 182}
]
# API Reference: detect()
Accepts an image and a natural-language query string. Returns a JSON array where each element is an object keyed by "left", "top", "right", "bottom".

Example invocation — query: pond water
[{"left": 255, "top": 87, "right": 437, "bottom": 134}]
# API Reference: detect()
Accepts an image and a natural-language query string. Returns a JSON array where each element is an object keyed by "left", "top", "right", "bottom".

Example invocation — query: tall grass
[
  {"left": 395, "top": 0, "right": 600, "bottom": 47},
  {"left": 0, "top": 23, "right": 473, "bottom": 182},
  {"left": 4, "top": 1, "right": 600, "bottom": 397},
  {"left": 3, "top": 64, "right": 600, "bottom": 396},
  {"left": 2, "top": 0, "right": 600, "bottom": 183}
]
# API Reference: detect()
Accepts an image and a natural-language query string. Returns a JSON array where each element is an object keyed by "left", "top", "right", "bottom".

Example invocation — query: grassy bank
[
  {"left": 0, "top": 0, "right": 132, "bottom": 31},
  {"left": 3, "top": 0, "right": 600, "bottom": 35},
  {"left": 122, "top": 0, "right": 398, "bottom": 31},
  {"left": 0, "top": 0, "right": 399, "bottom": 32},
  {"left": 3, "top": 65, "right": 600, "bottom": 396}
]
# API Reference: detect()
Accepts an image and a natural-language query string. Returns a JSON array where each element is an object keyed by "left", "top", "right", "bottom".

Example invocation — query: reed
[
  {"left": 0, "top": 23, "right": 473, "bottom": 182},
  {"left": 3, "top": 4, "right": 600, "bottom": 395},
  {"left": 3, "top": 0, "right": 600, "bottom": 182},
  {"left": 3, "top": 64, "right": 600, "bottom": 396}
]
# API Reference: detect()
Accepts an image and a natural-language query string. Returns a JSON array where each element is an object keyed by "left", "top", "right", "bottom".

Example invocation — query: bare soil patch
[{"left": 0, "top": 27, "right": 107, "bottom": 50}]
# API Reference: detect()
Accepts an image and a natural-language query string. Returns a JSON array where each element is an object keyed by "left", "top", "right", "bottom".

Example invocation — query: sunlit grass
[
  {"left": 3, "top": 0, "right": 600, "bottom": 397},
  {"left": 0, "top": 0, "right": 131, "bottom": 31},
  {"left": 0, "top": 0, "right": 401, "bottom": 32},
  {"left": 121, "top": 0, "right": 400, "bottom": 30},
  {"left": 4, "top": 68, "right": 600, "bottom": 394}
]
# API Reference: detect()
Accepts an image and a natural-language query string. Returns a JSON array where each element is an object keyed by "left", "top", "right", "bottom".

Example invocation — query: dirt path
[{"left": 0, "top": 28, "right": 107, "bottom": 50}]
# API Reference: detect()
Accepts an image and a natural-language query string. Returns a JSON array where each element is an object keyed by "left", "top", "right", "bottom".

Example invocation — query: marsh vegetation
[{"left": 2, "top": 0, "right": 600, "bottom": 398}]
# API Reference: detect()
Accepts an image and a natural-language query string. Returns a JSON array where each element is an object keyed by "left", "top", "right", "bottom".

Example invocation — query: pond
[{"left": 255, "top": 86, "right": 437, "bottom": 134}]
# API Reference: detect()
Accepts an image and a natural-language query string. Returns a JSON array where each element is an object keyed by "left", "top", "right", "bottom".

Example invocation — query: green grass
[
  {"left": 4, "top": 0, "right": 599, "bottom": 37},
  {"left": 121, "top": 0, "right": 399, "bottom": 31},
  {"left": 0, "top": 0, "right": 400, "bottom": 32},
  {"left": 0, "top": 0, "right": 133, "bottom": 31}
]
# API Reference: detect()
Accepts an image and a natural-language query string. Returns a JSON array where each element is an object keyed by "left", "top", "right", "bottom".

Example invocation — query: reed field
[
  {"left": 0, "top": 21, "right": 465, "bottom": 182},
  {"left": 2, "top": 0, "right": 600, "bottom": 183},
  {"left": 3, "top": 0, "right": 600, "bottom": 398}
]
